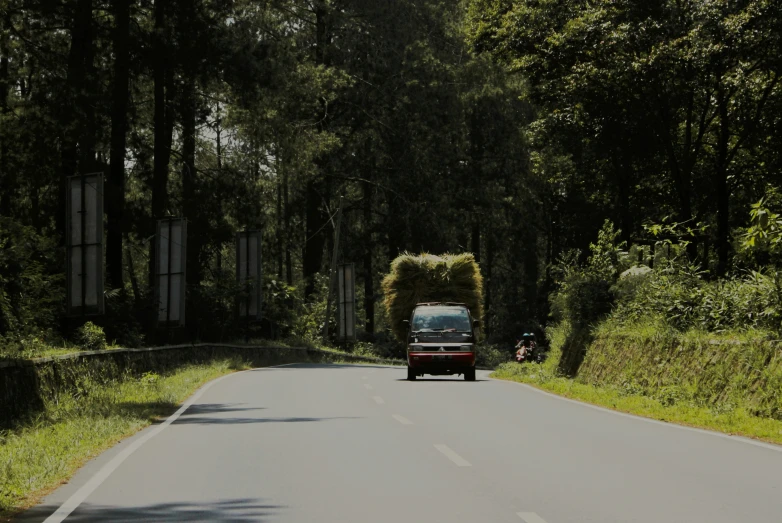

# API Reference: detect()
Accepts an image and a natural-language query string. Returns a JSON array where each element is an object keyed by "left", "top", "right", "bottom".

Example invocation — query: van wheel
[
  {"left": 407, "top": 367, "right": 417, "bottom": 381},
  {"left": 464, "top": 369, "right": 476, "bottom": 381}
]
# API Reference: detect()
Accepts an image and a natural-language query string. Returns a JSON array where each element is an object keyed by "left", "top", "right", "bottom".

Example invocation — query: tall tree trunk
[
  {"left": 363, "top": 181, "right": 374, "bottom": 335},
  {"left": 150, "top": 0, "right": 172, "bottom": 286},
  {"left": 58, "top": 0, "right": 93, "bottom": 243},
  {"left": 303, "top": 1, "right": 330, "bottom": 297},
  {"left": 715, "top": 84, "right": 730, "bottom": 276},
  {"left": 284, "top": 164, "right": 292, "bottom": 285},
  {"left": 0, "top": 25, "right": 10, "bottom": 216},
  {"left": 215, "top": 104, "right": 223, "bottom": 272},
  {"left": 522, "top": 228, "right": 539, "bottom": 322},
  {"left": 78, "top": 16, "right": 97, "bottom": 176},
  {"left": 107, "top": 0, "right": 132, "bottom": 289},
  {"left": 303, "top": 180, "right": 329, "bottom": 296},
  {"left": 484, "top": 230, "right": 494, "bottom": 336},
  {"left": 276, "top": 152, "right": 284, "bottom": 279},
  {"left": 471, "top": 218, "right": 481, "bottom": 263},
  {"left": 181, "top": 77, "right": 200, "bottom": 285}
]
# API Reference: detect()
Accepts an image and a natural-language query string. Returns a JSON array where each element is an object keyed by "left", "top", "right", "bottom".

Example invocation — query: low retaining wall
[{"left": 0, "top": 344, "right": 401, "bottom": 428}]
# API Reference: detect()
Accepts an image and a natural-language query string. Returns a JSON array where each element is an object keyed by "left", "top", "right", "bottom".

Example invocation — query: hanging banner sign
[
  {"left": 66, "top": 173, "right": 104, "bottom": 316},
  {"left": 236, "top": 230, "right": 263, "bottom": 319},
  {"left": 337, "top": 263, "right": 356, "bottom": 341},
  {"left": 155, "top": 218, "right": 187, "bottom": 326}
]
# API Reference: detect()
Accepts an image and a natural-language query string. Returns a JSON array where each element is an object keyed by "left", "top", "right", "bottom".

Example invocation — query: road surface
[{"left": 21, "top": 363, "right": 782, "bottom": 522}]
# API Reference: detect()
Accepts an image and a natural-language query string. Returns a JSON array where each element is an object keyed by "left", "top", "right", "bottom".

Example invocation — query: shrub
[
  {"left": 612, "top": 268, "right": 782, "bottom": 334},
  {"left": 475, "top": 343, "right": 511, "bottom": 368},
  {"left": 75, "top": 322, "right": 107, "bottom": 351},
  {"left": 550, "top": 221, "right": 624, "bottom": 329},
  {"left": 0, "top": 218, "right": 64, "bottom": 341}
]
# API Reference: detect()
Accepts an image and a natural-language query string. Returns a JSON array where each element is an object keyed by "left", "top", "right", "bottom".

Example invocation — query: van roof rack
[{"left": 415, "top": 302, "right": 467, "bottom": 307}]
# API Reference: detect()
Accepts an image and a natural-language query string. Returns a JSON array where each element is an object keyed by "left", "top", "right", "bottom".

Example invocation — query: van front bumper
[{"left": 407, "top": 352, "right": 475, "bottom": 374}]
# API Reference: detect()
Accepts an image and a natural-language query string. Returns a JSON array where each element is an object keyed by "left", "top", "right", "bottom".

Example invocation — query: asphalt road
[{"left": 21, "top": 363, "right": 782, "bottom": 523}]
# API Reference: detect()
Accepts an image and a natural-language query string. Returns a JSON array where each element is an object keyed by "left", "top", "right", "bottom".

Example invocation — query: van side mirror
[
  {"left": 473, "top": 319, "right": 481, "bottom": 328},
  {"left": 402, "top": 320, "right": 410, "bottom": 325}
]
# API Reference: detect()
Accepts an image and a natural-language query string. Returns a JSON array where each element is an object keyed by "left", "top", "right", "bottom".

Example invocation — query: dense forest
[{"left": 1, "top": 0, "right": 781, "bottom": 358}]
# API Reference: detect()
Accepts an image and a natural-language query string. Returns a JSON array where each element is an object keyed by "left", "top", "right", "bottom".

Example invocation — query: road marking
[
  {"left": 517, "top": 512, "right": 548, "bottom": 523},
  {"left": 364, "top": 383, "right": 373, "bottom": 390},
  {"left": 373, "top": 396, "right": 385, "bottom": 405},
  {"left": 434, "top": 444, "right": 471, "bottom": 467},
  {"left": 43, "top": 370, "right": 244, "bottom": 523},
  {"left": 392, "top": 414, "right": 413, "bottom": 425}
]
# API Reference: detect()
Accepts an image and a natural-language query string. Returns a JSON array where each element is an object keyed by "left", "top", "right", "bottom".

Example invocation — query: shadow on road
[
  {"left": 183, "top": 403, "right": 266, "bottom": 415},
  {"left": 173, "top": 415, "right": 363, "bottom": 425},
  {"left": 255, "top": 363, "right": 398, "bottom": 371},
  {"left": 56, "top": 498, "right": 283, "bottom": 522},
  {"left": 394, "top": 378, "right": 488, "bottom": 383}
]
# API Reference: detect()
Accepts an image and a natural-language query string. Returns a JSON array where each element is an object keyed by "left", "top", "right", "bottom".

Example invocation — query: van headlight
[
  {"left": 460, "top": 345, "right": 473, "bottom": 352},
  {"left": 409, "top": 345, "right": 423, "bottom": 351}
]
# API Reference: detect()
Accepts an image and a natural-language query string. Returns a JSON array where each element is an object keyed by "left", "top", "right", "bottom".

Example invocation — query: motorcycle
[{"left": 515, "top": 341, "right": 535, "bottom": 363}]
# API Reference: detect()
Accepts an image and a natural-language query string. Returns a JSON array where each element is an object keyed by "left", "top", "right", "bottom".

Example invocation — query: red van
[{"left": 405, "top": 303, "right": 478, "bottom": 381}]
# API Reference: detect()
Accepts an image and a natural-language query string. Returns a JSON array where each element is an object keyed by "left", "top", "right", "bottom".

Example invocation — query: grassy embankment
[{"left": 492, "top": 320, "right": 782, "bottom": 445}]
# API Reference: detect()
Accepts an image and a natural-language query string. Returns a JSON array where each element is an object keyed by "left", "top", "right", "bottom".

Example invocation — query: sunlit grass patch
[{"left": 493, "top": 361, "right": 782, "bottom": 446}]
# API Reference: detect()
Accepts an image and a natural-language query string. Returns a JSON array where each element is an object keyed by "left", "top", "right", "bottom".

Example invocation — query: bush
[
  {"left": 75, "top": 322, "right": 107, "bottom": 351},
  {"left": 550, "top": 221, "right": 624, "bottom": 330},
  {"left": 0, "top": 218, "right": 64, "bottom": 341},
  {"left": 612, "top": 268, "right": 782, "bottom": 334},
  {"left": 475, "top": 343, "right": 511, "bottom": 368}
]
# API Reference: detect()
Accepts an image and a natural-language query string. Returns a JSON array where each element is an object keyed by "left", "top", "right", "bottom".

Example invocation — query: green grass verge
[
  {"left": 492, "top": 361, "right": 782, "bottom": 446},
  {"left": 0, "top": 358, "right": 250, "bottom": 518}
]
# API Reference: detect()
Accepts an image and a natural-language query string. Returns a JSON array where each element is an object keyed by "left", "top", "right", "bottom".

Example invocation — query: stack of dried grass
[{"left": 381, "top": 252, "right": 483, "bottom": 341}]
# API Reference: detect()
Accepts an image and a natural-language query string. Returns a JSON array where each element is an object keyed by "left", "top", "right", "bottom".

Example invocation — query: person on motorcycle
[{"left": 515, "top": 333, "right": 536, "bottom": 362}]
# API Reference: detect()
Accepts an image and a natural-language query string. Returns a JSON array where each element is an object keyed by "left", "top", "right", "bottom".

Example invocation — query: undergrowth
[{"left": 492, "top": 321, "right": 782, "bottom": 445}]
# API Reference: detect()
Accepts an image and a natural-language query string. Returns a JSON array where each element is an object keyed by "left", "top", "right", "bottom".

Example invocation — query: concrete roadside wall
[{"left": 0, "top": 344, "right": 400, "bottom": 428}]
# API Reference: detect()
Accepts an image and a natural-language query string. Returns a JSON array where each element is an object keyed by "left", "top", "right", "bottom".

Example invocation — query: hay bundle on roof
[{"left": 381, "top": 252, "right": 483, "bottom": 341}]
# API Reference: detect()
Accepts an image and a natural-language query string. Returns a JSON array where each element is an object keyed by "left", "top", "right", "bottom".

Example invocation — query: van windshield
[{"left": 412, "top": 307, "right": 471, "bottom": 332}]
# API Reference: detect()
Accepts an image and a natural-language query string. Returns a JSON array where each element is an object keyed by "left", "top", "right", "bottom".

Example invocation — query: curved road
[{"left": 21, "top": 363, "right": 782, "bottom": 522}]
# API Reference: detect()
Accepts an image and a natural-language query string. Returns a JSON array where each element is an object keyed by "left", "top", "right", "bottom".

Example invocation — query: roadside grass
[
  {"left": 492, "top": 360, "right": 782, "bottom": 446},
  {"left": 0, "top": 358, "right": 250, "bottom": 518}
]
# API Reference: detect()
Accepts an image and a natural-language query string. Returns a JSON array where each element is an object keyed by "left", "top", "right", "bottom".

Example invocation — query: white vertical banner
[
  {"left": 66, "top": 173, "right": 104, "bottom": 316},
  {"left": 337, "top": 263, "right": 356, "bottom": 341},
  {"left": 236, "top": 230, "right": 262, "bottom": 320},
  {"left": 155, "top": 218, "right": 187, "bottom": 326}
]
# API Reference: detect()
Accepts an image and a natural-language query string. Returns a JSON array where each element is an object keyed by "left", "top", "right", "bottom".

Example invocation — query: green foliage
[
  {"left": 74, "top": 322, "right": 107, "bottom": 352},
  {"left": 263, "top": 279, "right": 299, "bottom": 339},
  {"left": 0, "top": 219, "right": 63, "bottom": 343},
  {"left": 612, "top": 268, "right": 782, "bottom": 334},
  {"left": 475, "top": 343, "right": 511, "bottom": 369},
  {"left": 550, "top": 221, "right": 624, "bottom": 329},
  {"left": 744, "top": 199, "right": 782, "bottom": 262},
  {"left": 291, "top": 273, "right": 331, "bottom": 345}
]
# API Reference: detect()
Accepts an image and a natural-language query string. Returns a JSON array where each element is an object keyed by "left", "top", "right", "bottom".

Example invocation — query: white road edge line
[
  {"left": 492, "top": 375, "right": 782, "bottom": 453},
  {"left": 517, "top": 512, "right": 548, "bottom": 523},
  {"left": 43, "top": 366, "right": 266, "bottom": 523},
  {"left": 373, "top": 396, "right": 385, "bottom": 405},
  {"left": 364, "top": 383, "right": 373, "bottom": 390},
  {"left": 434, "top": 444, "right": 471, "bottom": 467},
  {"left": 392, "top": 414, "right": 413, "bottom": 425}
]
